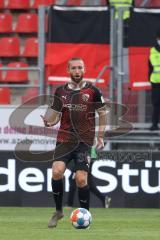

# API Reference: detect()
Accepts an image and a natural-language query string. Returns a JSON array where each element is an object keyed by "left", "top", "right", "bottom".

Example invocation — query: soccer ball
[{"left": 70, "top": 208, "right": 92, "bottom": 229}]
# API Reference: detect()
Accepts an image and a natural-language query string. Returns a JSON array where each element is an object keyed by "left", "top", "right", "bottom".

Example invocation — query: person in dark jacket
[{"left": 149, "top": 31, "right": 160, "bottom": 131}]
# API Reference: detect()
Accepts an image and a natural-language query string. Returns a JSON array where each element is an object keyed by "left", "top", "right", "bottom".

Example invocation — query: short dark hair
[{"left": 68, "top": 57, "right": 84, "bottom": 68}]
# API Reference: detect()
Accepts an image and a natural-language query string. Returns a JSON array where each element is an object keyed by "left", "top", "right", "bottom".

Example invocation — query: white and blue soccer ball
[{"left": 70, "top": 208, "right": 92, "bottom": 229}]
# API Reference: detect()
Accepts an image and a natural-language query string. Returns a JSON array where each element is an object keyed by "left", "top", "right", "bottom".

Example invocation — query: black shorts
[{"left": 53, "top": 142, "right": 91, "bottom": 172}]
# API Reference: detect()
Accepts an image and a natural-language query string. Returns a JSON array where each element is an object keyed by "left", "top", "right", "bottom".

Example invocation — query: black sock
[
  {"left": 51, "top": 178, "right": 63, "bottom": 212},
  {"left": 78, "top": 185, "right": 90, "bottom": 210}
]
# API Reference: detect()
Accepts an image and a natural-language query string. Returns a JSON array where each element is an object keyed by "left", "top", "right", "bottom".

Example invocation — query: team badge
[{"left": 82, "top": 94, "right": 89, "bottom": 102}]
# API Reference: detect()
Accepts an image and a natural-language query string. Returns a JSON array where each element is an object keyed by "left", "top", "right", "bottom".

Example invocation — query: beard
[{"left": 71, "top": 74, "right": 83, "bottom": 84}]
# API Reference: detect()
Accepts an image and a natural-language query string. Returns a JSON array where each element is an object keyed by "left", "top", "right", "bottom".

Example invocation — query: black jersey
[{"left": 51, "top": 82, "right": 105, "bottom": 145}]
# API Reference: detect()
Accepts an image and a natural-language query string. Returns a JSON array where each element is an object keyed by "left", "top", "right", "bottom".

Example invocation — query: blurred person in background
[
  {"left": 149, "top": 31, "right": 160, "bottom": 131},
  {"left": 108, "top": 0, "right": 134, "bottom": 46},
  {"left": 108, "top": 0, "right": 134, "bottom": 20}
]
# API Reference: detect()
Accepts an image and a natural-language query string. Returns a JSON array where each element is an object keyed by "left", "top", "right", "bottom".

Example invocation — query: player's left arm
[
  {"left": 96, "top": 106, "right": 107, "bottom": 149},
  {"left": 93, "top": 86, "right": 108, "bottom": 150}
]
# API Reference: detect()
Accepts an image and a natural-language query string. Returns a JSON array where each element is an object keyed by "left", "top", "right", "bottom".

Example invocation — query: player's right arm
[
  {"left": 41, "top": 87, "right": 62, "bottom": 127},
  {"left": 40, "top": 111, "right": 61, "bottom": 127}
]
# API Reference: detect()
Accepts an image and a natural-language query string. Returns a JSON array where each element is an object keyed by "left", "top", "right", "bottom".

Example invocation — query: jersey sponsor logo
[{"left": 63, "top": 103, "right": 87, "bottom": 111}]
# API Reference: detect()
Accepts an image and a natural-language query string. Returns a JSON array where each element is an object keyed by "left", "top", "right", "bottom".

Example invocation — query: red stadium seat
[
  {"left": 22, "top": 37, "right": 38, "bottom": 57},
  {"left": 67, "top": 0, "right": 81, "bottom": 5},
  {"left": 3, "top": 62, "right": 29, "bottom": 83},
  {"left": 148, "top": 0, "right": 160, "bottom": 7},
  {"left": 135, "top": 0, "right": 143, "bottom": 7},
  {"left": 0, "top": 0, "right": 4, "bottom": 9},
  {"left": 32, "top": 0, "right": 54, "bottom": 8},
  {"left": 101, "top": 0, "right": 108, "bottom": 5},
  {"left": 135, "top": 0, "right": 160, "bottom": 7},
  {"left": 14, "top": 13, "right": 38, "bottom": 33},
  {"left": 0, "top": 37, "right": 20, "bottom": 57},
  {"left": 0, "top": 13, "right": 12, "bottom": 33},
  {"left": 22, "top": 88, "right": 38, "bottom": 103},
  {"left": 0, "top": 88, "right": 11, "bottom": 104},
  {"left": 6, "top": 0, "right": 30, "bottom": 9}
]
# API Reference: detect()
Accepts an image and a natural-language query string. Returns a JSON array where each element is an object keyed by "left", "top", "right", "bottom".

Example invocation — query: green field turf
[{"left": 0, "top": 207, "right": 159, "bottom": 240}]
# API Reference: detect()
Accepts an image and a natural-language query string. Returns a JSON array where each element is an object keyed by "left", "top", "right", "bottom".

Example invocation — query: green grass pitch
[{"left": 0, "top": 207, "right": 159, "bottom": 240}]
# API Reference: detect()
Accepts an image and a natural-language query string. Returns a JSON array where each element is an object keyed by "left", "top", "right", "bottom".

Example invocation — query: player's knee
[
  {"left": 52, "top": 161, "right": 65, "bottom": 180},
  {"left": 52, "top": 169, "right": 63, "bottom": 180},
  {"left": 75, "top": 177, "right": 87, "bottom": 188},
  {"left": 75, "top": 171, "right": 87, "bottom": 187}
]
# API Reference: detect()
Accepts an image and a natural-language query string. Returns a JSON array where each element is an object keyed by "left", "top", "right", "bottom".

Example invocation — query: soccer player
[{"left": 41, "top": 57, "right": 107, "bottom": 228}]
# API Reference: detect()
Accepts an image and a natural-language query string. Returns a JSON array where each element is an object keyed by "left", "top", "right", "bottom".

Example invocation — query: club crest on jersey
[{"left": 82, "top": 94, "right": 89, "bottom": 102}]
